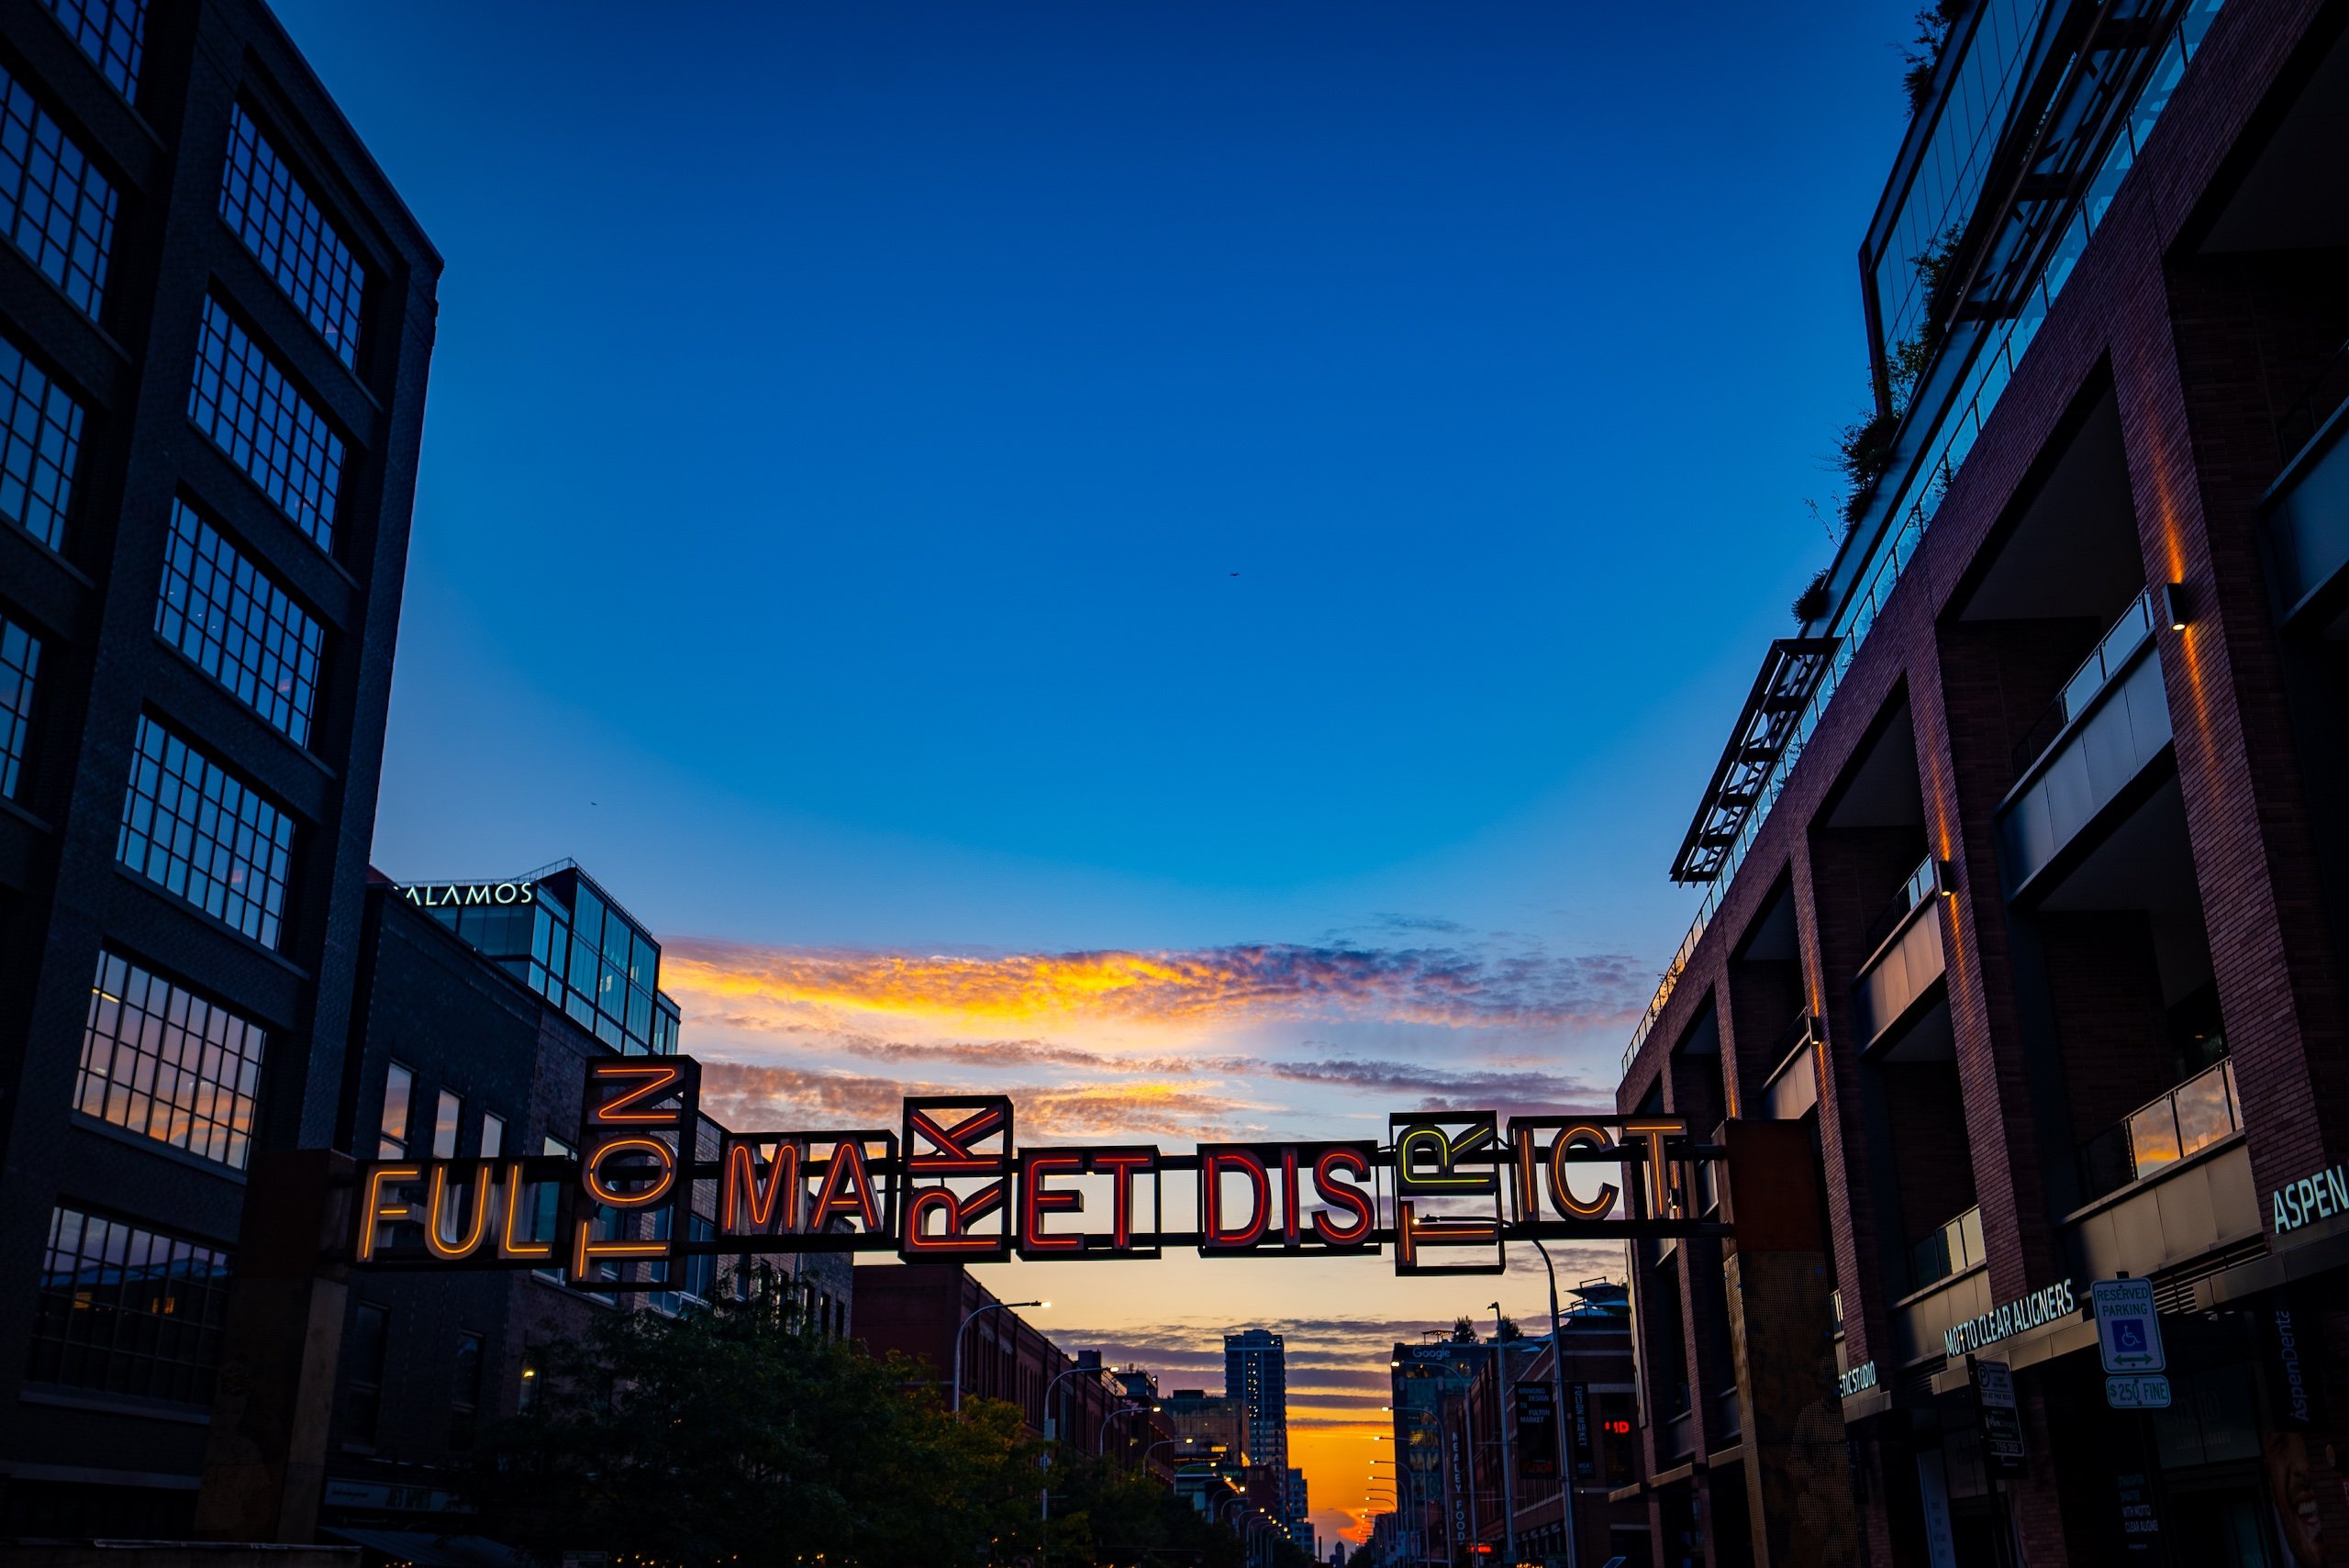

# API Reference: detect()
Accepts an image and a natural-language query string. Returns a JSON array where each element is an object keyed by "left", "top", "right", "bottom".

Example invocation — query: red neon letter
[
  {"left": 720, "top": 1140, "right": 803, "bottom": 1234},
  {"left": 1020, "top": 1154, "right": 1084, "bottom": 1252},
  {"left": 1203, "top": 1151, "right": 1271, "bottom": 1249},
  {"left": 1090, "top": 1151, "right": 1154, "bottom": 1250},
  {"left": 906, "top": 1181, "right": 1008, "bottom": 1254},
  {"left": 1312, "top": 1148, "right": 1375, "bottom": 1246},
  {"left": 908, "top": 1106, "right": 1007, "bottom": 1173},
  {"left": 811, "top": 1140, "right": 883, "bottom": 1231}
]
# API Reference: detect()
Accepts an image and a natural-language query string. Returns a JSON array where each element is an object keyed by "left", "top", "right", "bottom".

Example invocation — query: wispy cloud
[
  {"left": 696, "top": 1062, "right": 1258, "bottom": 1140},
  {"left": 663, "top": 937, "right": 1644, "bottom": 1034}
]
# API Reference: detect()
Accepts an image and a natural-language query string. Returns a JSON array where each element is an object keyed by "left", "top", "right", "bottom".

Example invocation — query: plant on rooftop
[
  {"left": 1903, "top": 0, "right": 1967, "bottom": 117},
  {"left": 1837, "top": 407, "right": 1902, "bottom": 525},
  {"left": 1793, "top": 568, "right": 1832, "bottom": 625}
]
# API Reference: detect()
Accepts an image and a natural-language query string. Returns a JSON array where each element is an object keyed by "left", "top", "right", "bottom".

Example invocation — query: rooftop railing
[
  {"left": 1861, "top": 855, "right": 1942, "bottom": 963},
  {"left": 1624, "top": 0, "right": 2226, "bottom": 1079},
  {"left": 1908, "top": 1205, "right": 1986, "bottom": 1296},
  {"left": 2009, "top": 586, "right": 2159, "bottom": 777}
]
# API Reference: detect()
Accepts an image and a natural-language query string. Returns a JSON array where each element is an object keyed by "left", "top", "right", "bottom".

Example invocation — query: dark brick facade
[{"left": 0, "top": 0, "right": 437, "bottom": 1531}]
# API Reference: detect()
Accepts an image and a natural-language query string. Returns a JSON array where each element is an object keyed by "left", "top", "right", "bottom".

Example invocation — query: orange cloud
[
  {"left": 696, "top": 1061, "right": 1259, "bottom": 1141},
  {"left": 662, "top": 936, "right": 1644, "bottom": 1034}
]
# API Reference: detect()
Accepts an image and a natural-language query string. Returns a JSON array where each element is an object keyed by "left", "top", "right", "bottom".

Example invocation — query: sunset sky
[{"left": 287, "top": 0, "right": 1920, "bottom": 1542}]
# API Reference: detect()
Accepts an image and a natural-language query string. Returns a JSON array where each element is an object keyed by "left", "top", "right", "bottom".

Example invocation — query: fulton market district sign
[{"left": 351, "top": 1056, "right": 1726, "bottom": 1284}]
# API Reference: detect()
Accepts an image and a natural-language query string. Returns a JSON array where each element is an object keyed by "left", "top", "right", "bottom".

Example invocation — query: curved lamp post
[{"left": 952, "top": 1298, "right": 1044, "bottom": 1415}]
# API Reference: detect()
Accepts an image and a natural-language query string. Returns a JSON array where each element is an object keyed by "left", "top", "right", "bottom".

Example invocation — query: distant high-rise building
[{"left": 1223, "top": 1329, "right": 1288, "bottom": 1487}]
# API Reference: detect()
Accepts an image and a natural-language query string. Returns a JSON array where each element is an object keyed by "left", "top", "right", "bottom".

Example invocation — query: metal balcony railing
[
  {"left": 1861, "top": 856, "right": 1941, "bottom": 961},
  {"left": 2076, "top": 1056, "right": 2239, "bottom": 1204},
  {"left": 2009, "top": 587, "right": 2158, "bottom": 777},
  {"left": 1623, "top": 0, "right": 2228, "bottom": 1080},
  {"left": 1908, "top": 1205, "right": 1985, "bottom": 1295}
]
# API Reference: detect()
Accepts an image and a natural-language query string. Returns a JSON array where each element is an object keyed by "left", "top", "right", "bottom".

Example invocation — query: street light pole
[
  {"left": 952, "top": 1296, "right": 1044, "bottom": 1415},
  {"left": 1491, "top": 1304, "right": 1517, "bottom": 1567},
  {"left": 1530, "top": 1238, "right": 1582, "bottom": 1568},
  {"left": 1041, "top": 1357, "right": 1095, "bottom": 1442}
]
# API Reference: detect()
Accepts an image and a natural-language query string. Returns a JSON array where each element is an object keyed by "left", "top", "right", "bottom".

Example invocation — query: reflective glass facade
[
  {"left": 187, "top": 296, "right": 344, "bottom": 552},
  {"left": 219, "top": 106, "right": 364, "bottom": 366},
  {"left": 28, "top": 1207, "right": 231, "bottom": 1406},
  {"left": 116, "top": 714, "right": 295, "bottom": 949},
  {"left": 156, "top": 497, "right": 324, "bottom": 746},
  {"left": 0, "top": 330, "right": 84, "bottom": 549},
  {"left": 76, "top": 950, "right": 265, "bottom": 1171},
  {"left": 0, "top": 613, "right": 36, "bottom": 798},
  {"left": 418, "top": 864, "right": 682, "bottom": 1054},
  {"left": 0, "top": 63, "right": 117, "bottom": 317},
  {"left": 40, "top": 0, "right": 145, "bottom": 101}
]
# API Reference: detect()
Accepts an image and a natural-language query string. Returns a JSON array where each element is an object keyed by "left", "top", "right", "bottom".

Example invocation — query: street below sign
[
  {"left": 2105, "top": 1374, "right": 2174, "bottom": 1409},
  {"left": 2092, "top": 1278, "right": 2165, "bottom": 1373}
]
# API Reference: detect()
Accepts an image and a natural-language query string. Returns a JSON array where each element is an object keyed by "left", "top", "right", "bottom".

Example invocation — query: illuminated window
[
  {"left": 0, "top": 64, "right": 118, "bottom": 317},
  {"left": 219, "top": 106, "right": 364, "bottom": 366},
  {"left": 0, "top": 331, "right": 85, "bottom": 550},
  {"left": 377, "top": 1062, "right": 412, "bottom": 1158},
  {"left": 76, "top": 950, "right": 265, "bottom": 1170},
  {"left": 28, "top": 1207, "right": 231, "bottom": 1406},
  {"left": 116, "top": 714, "right": 295, "bottom": 948},
  {"left": 0, "top": 613, "right": 37, "bottom": 798},
  {"left": 40, "top": 0, "right": 145, "bottom": 100},
  {"left": 187, "top": 297, "right": 344, "bottom": 552},
  {"left": 432, "top": 1089, "right": 461, "bottom": 1159},
  {"left": 155, "top": 498, "right": 324, "bottom": 746}
]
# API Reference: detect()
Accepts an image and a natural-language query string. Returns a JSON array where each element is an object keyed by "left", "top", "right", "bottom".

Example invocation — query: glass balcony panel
[
  {"left": 2173, "top": 1065, "right": 2237, "bottom": 1157},
  {"left": 2129, "top": 1100, "right": 2183, "bottom": 1174},
  {"left": 1957, "top": 1207, "right": 1985, "bottom": 1271}
]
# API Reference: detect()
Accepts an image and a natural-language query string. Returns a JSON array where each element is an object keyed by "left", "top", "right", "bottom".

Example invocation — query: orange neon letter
[
  {"left": 357, "top": 1164, "right": 422, "bottom": 1262},
  {"left": 425, "top": 1163, "right": 492, "bottom": 1260}
]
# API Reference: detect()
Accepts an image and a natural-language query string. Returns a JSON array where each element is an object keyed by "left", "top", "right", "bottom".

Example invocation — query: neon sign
[{"left": 352, "top": 1054, "right": 1723, "bottom": 1285}]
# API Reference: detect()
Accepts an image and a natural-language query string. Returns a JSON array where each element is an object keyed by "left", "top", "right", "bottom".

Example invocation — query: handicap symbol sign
[{"left": 2092, "top": 1278, "right": 2165, "bottom": 1373}]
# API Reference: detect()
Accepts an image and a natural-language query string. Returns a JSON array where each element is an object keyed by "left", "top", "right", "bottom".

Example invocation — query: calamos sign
[{"left": 353, "top": 1055, "right": 1719, "bottom": 1285}]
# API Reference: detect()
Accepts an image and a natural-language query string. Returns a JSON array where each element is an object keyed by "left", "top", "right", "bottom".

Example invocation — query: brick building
[
  {"left": 1613, "top": 1, "right": 2349, "bottom": 1563},
  {"left": 0, "top": 0, "right": 437, "bottom": 1535},
  {"left": 321, "top": 865, "right": 853, "bottom": 1544}
]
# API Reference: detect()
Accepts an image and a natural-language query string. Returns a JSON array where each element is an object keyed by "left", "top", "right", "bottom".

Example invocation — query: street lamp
[
  {"left": 1040, "top": 1356, "right": 1098, "bottom": 1442},
  {"left": 1100, "top": 1400, "right": 1159, "bottom": 1450},
  {"left": 1491, "top": 1302, "right": 1518, "bottom": 1567},
  {"left": 1529, "top": 1238, "right": 1583, "bottom": 1568},
  {"left": 952, "top": 1298, "right": 1045, "bottom": 1414}
]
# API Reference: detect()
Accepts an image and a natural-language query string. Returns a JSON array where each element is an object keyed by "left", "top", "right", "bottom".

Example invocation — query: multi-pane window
[
  {"left": 0, "top": 613, "right": 37, "bottom": 798},
  {"left": 40, "top": 0, "right": 145, "bottom": 101},
  {"left": 155, "top": 498, "right": 324, "bottom": 746},
  {"left": 187, "top": 297, "right": 344, "bottom": 553},
  {"left": 0, "top": 332, "right": 84, "bottom": 550},
  {"left": 116, "top": 713, "right": 295, "bottom": 948},
  {"left": 377, "top": 1062, "right": 413, "bottom": 1158},
  {"left": 0, "top": 65, "right": 118, "bottom": 317},
  {"left": 219, "top": 106, "right": 363, "bottom": 367},
  {"left": 75, "top": 950, "right": 264, "bottom": 1171},
  {"left": 480, "top": 1112, "right": 505, "bottom": 1159},
  {"left": 28, "top": 1207, "right": 231, "bottom": 1406}
]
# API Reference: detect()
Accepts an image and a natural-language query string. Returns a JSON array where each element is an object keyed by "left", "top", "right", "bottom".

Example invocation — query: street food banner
[{"left": 351, "top": 1055, "right": 1721, "bottom": 1285}]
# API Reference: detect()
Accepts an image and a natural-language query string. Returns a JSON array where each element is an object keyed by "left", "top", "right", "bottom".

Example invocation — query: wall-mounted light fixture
[
  {"left": 2164, "top": 581, "right": 2189, "bottom": 631},
  {"left": 1932, "top": 858, "right": 1958, "bottom": 896}
]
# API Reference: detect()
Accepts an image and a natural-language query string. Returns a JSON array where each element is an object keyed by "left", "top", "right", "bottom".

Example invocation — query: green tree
[{"left": 468, "top": 1272, "right": 1084, "bottom": 1568}]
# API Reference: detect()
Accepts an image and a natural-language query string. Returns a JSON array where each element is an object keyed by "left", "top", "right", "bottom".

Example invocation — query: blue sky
[{"left": 277, "top": 0, "right": 1917, "bottom": 1538}]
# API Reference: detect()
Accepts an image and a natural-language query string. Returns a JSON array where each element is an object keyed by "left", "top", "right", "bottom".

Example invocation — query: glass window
[
  {"left": 76, "top": 950, "right": 265, "bottom": 1170},
  {"left": 0, "top": 613, "right": 37, "bottom": 798},
  {"left": 27, "top": 1207, "right": 231, "bottom": 1406},
  {"left": 450, "top": 1331, "right": 483, "bottom": 1450},
  {"left": 480, "top": 1112, "right": 504, "bottom": 1160},
  {"left": 115, "top": 714, "right": 295, "bottom": 947},
  {"left": 0, "top": 65, "right": 118, "bottom": 317},
  {"left": 432, "top": 1089, "right": 461, "bottom": 1159},
  {"left": 186, "top": 296, "right": 344, "bottom": 553},
  {"left": 218, "top": 106, "right": 365, "bottom": 366},
  {"left": 0, "top": 332, "right": 85, "bottom": 550},
  {"left": 155, "top": 498, "right": 325, "bottom": 746},
  {"left": 378, "top": 1062, "right": 412, "bottom": 1158},
  {"left": 342, "top": 1301, "right": 387, "bottom": 1443},
  {"left": 40, "top": 0, "right": 145, "bottom": 100}
]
